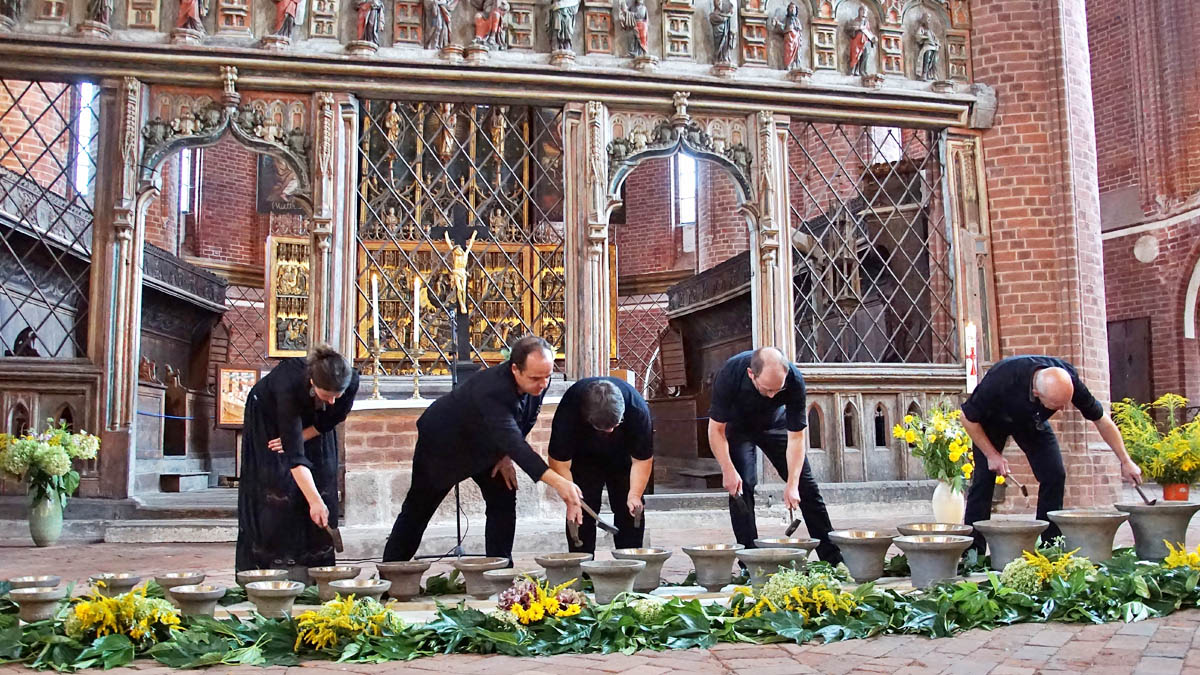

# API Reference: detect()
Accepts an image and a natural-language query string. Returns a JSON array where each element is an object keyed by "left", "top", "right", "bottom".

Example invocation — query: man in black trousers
[
  {"left": 382, "top": 336, "right": 584, "bottom": 562},
  {"left": 548, "top": 377, "right": 654, "bottom": 554},
  {"left": 707, "top": 346, "right": 842, "bottom": 563},
  {"left": 961, "top": 354, "right": 1143, "bottom": 552}
]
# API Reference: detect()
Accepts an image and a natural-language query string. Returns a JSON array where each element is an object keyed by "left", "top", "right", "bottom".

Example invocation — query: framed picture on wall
[{"left": 216, "top": 365, "right": 260, "bottom": 429}]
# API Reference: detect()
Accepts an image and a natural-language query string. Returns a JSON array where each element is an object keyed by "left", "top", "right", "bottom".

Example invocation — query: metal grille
[
  {"left": 355, "top": 101, "right": 565, "bottom": 375},
  {"left": 614, "top": 292, "right": 667, "bottom": 397},
  {"left": 0, "top": 80, "right": 98, "bottom": 358},
  {"left": 788, "top": 123, "right": 956, "bottom": 364},
  {"left": 222, "top": 284, "right": 271, "bottom": 370}
]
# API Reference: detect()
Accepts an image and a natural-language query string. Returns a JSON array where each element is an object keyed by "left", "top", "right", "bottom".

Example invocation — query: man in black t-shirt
[
  {"left": 548, "top": 377, "right": 654, "bottom": 553},
  {"left": 707, "top": 347, "right": 842, "bottom": 563},
  {"left": 961, "top": 355, "right": 1143, "bottom": 551}
]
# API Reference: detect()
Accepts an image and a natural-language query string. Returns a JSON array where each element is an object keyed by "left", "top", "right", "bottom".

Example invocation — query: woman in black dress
[{"left": 235, "top": 345, "right": 359, "bottom": 575}]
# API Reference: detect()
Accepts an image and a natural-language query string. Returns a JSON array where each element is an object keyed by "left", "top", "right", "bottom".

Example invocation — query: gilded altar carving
[{"left": 267, "top": 236, "right": 311, "bottom": 357}]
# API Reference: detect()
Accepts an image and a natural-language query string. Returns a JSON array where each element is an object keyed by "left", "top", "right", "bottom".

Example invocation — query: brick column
[{"left": 972, "top": 0, "right": 1118, "bottom": 506}]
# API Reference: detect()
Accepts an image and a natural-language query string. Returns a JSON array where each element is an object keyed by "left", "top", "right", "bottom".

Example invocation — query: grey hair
[{"left": 581, "top": 380, "right": 625, "bottom": 430}]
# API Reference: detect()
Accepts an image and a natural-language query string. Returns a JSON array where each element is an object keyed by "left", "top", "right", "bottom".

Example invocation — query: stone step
[
  {"left": 159, "top": 472, "right": 211, "bottom": 493},
  {"left": 103, "top": 519, "right": 238, "bottom": 543}
]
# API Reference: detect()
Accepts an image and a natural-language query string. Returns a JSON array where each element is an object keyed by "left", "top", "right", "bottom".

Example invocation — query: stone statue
[
  {"left": 445, "top": 230, "right": 478, "bottom": 313},
  {"left": 356, "top": 0, "right": 383, "bottom": 43},
  {"left": 916, "top": 17, "right": 939, "bottom": 80},
  {"left": 272, "top": 0, "right": 299, "bottom": 37},
  {"left": 617, "top": 0, "right": 648, "bottom": 57},
  {"left": 709, "top": 0, "right": 736, "bottom": 65},
  {"left": 426, "top": 0, "right": 458, "bottom": 49},
  {"left": 772, "top": 2, "right": 803, "bottom": 70},
  {"left": 472, "top": 0, "right": 510, "bottom": 49},
  {"left": 87, "top": 0, "right": 112, "bottom": 24},
  {"left": 0, "top": 0, "right": 24, "bottom": 25},
  {"left": 548, "top": 0, "right": 580, "bottom": 52},
  {"left": 175, "top": 0, "right": 207, "bottom": 32},
  {"left": 383, "top": 101, "right": 402, "bottom": 154},
  {"left": 847, "top": 6, "right": 876, "bottom": 76}
]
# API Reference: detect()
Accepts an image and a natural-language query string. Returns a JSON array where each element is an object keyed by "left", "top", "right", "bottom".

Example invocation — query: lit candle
[
  {"left": 412, "top": 276, "right": 421, "bottom": 350},
  {"left": 965, "top": 321, "right": 978, "bottom": 393},
  {"left": 371, "top": 273, "right": 380, "bottom": 348}
]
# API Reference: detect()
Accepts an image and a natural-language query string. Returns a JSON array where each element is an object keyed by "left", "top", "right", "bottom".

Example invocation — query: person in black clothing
[
  {"left": 382, "top": 336, "right": 584, "bottom": 562},
  {"left": 236, "top": 345, "right": 359, "bottom": 576},
  {"left": 707, "top": 347, "right": 842, "bottom": 563},
  {"left": 961, "top": 355, "right": 1143, "bottom": 551},
  {"left": 548, "top": 377, "right": 654, "bottom": 554}
]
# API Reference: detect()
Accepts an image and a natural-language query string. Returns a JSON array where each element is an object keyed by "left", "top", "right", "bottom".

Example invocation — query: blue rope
[{"left": 136, "top": 411, "right": 197, "bottom": 421}]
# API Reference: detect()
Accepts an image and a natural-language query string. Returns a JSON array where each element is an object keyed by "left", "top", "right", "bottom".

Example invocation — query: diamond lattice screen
[
  {"left": 615, "top": 292, "right": 667, "bottom": 397},
  {"left": 788, "top": 123, "right": 957, "bottom": 364},
  {"left": 356, "top": 101, "right": 565, "bottom": 376},
  {"left": 0, "top": 80, "right": 98, "bottom": 359}
]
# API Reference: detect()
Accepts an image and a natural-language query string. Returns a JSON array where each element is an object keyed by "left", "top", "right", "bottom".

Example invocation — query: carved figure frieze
[
  {"left": 847, "top": 6, "right": 876, "bottom": 76},
  {"left": 708, "top": 0, "right": 735, "bottom": 65},
  {"left": 772, "top": 1, "right": 803, "bottom": 70},
  {"left": 607, "top": 107, "right": 752, "bottom": 198},
  {"left": 0, "top": 0, "right": 24, "bottom": 27},
  {"left": 271, "top": 0, "right": 299, "bottom": 37},
  {"left": 471, "top": 0, "right": 511, "bottom": 49},
  {"left": 548, "top": 0, "right": 579, "bottom": 52},
  {"left": 915, "top": 15, "right": 939, "bottom": 80},
  {"left": 175, "top": 0, "right": 207, "bottom": 32},
  {"left": 425, "top": 0, "right": 457, "bottom": 48}
]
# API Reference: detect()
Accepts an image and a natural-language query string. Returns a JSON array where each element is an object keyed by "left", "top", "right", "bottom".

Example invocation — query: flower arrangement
[
  {"left": 294, "top": 596, "right": 405, "bottom": 651},
  {"left": 1163, "top": 542, "right": 1200, "bottom": 570},
  {"left": 731, "top": 565, "right": 857, "bottom": 620},
  {"left": 64, "top": 586, "right": 180, "bottom": 648},
  {"left": 998, "top": 548, "right": 1094, "bottom": 595},
  {"left": 893, "top": 405, "right": 990, "bottom": 493},
  {"left": 1112, "top": 394, "right": 1200, "bottom": 487},
  {"left": 495, "top": 577, "right": 586, "bottom": 625},
  {"left": 0, "top": 419, "right": 100, "bottom": 508}
]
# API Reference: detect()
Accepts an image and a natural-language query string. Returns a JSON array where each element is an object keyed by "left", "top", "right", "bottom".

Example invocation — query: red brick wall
[
  {"left": 698, "top": 160, "right": 748, "bottom": 271},
  {"left": 615, "top": 158, "right": 673, "bottom": 276},
  {"left": 1086, "top": 0, "right": 1138, "bottom": 196},
  {"left": 143, "top": 155, "right": 180, "bottom": 253},
  {"left": 0, "top": 80, "right": 73, "bottom": 200},
  {"left": 188, "top": 138, "right": 266, "bottom": 268},
  {"left": 973, "top": 0, "right": 1117, "bottom": 507},
  {"left": 1103, "top": 219, "right": 1200, "bottom": 404}
]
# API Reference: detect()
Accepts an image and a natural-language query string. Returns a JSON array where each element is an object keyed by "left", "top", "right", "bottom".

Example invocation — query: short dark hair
[
  {"left": 307, "top": 344, "right": 353, "bottom": 393},
  {"left": 582, "top": 380, "right": 625, "bottom": 430},
  {"left": 749, "top": 347, "right": 788, "bottom": 376},
  {"left": 510, "top": 335, "right": 554, "bottom": 370}
]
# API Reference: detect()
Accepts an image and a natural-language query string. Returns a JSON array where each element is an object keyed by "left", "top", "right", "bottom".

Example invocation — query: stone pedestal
[
  {"left": 550, "top": 49, "right": 576, "bottom": 68},
  {"left": 346, "top": 40, "right": 379, "bottom": 56},
  {"left": 787, "top": 66, "right": 813, "bottom": 83},
  {"left": 894, "top": 535, "right": 974, "bottom": 588},
  {"left": 76, "top": 20, "right": 112, "bottom": 39},
  {"left": 861, "top": 74, "right": 884, "bottom": 89},
  {"left": 1047, "top": 509, "right": 1129, "bottom": 563},
  {"left": 440, "top": 44, "right": 465, "bottom": 63},
  {"left": 971, "top": 520, "right": 1049, "bottom": 571},
  {"left": 377, "top": 561, "right": 430, "bottom": 601},
  {"left": 169, "top": 28, "right": 204, "bottom": 45},
  {"left": 712, "top": 63, "right": 737, "bottom": 79},
  {"left": 1115, "top": 502, "right": 1200, "bottom": 560},
  {"left": 581, "top": 560, "right": 644, "bottom": 604},
  {"left": 682, "top": 544, "right": 743, "bottom": 592},
  {"left": 632, "top": 55, "right": 658, "bottom": 72},
  {"left": 828, "top": 530, "right": 896, "bottom": 582},
  {"left": 465, "top": 43, "right": 489, "bottom": 64},
  {"left": 931, "top": 79, "right": 955, "bottom": 93},
  {"left": 261, "top": 35, "right": 291, "bottom": 51}
]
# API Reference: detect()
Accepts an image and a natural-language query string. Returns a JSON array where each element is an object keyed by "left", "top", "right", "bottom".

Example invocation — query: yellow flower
[
  {"left": 962, "top": 463, "right": 973, "bottom": 479},
  {"left": 1164, "top": 541, "right": 1200, "bottom": 570},
  {"left": 904, "top": 429, "right": 918, "bottom": 444},
  {"left": 995, "top": 475, "right": 1005, "bottom": 485},
  {"left": 904, "top": 415, "right": 914, "bottom": 425},
  {"left": 892, "top": 424, "right": 906, "bottom": 439}
]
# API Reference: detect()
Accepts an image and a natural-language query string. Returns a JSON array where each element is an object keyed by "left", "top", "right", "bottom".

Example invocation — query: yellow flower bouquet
[
  {"left": 64, "top": 586, "right": 180, "bottom": 649},
  {"left": 1113, "top": 394, "right": 1200, "bottom": 490},
  {"left": 893, "top": 405, "right": 980, "bottom": 494},
  {"left": 495, "top": 577, "right": 585, "bottom": 625}
]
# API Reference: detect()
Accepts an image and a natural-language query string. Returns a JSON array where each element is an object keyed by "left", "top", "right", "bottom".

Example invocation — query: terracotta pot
[{"left": 1163, "top": 484, "right": 1190, "bottom": 501}]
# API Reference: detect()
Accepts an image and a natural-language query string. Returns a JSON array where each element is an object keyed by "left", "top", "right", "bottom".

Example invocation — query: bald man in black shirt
[{"left": 961, "top": 355, "right": 1142, "bottom": 551}]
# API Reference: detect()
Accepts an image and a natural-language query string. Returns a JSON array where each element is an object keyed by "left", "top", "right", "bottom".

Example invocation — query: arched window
[
  {"left": 874, "top": 403, "right": 887, "bottom": 447},
  {"left": 843, "top": 402, "right": 858, "bottom": 448},
  {"left": 807, "top": 405, "right": 824, "bottom": 449},
  {"left": 53, "top": 403, "right": 75, "bottom": 431},
  {"left": 8, "top": 402, "right": 30, "bottom": 436}
]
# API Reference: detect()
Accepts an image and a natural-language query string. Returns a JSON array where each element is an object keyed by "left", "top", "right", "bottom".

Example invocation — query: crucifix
[{"left": 430, "top": 202, "right": 485, "bottom": 368}]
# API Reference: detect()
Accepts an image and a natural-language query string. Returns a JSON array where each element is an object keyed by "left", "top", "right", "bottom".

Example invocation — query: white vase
[{"left": 931, "top": 481, "right": 965, "bottom": 524}]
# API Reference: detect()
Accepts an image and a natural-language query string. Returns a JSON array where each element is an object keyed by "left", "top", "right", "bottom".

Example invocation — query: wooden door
[{"left": 1107, "top": 318, "right": 1152, "bottom": 404}]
